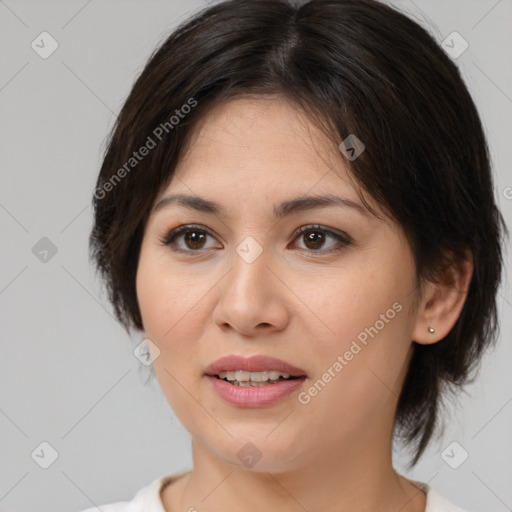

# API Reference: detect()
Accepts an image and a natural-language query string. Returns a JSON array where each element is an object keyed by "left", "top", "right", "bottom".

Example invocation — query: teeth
[
  {"left": 231, "top": 381, "right": 279, "bottom": 387},
  {"left": 219, "top": 370, "right": 291, "bottom": 382}
]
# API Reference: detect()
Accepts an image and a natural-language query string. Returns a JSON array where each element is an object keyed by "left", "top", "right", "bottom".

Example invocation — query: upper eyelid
[
  {"left": 295, "top": 224, "right": 349, "bottom": 238},
  {"left": 164, "top": 223, "right": 350, "bottom": 246}
]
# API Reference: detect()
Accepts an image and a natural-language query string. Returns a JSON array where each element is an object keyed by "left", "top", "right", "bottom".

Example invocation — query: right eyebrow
[{"left": 152, "top": 193, "right": 370, "bottom": 219}]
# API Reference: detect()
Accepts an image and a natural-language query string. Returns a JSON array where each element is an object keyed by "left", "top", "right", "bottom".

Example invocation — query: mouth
[
  {"left": 204, "top": 354, "right": 307, "bottom": 387},
  {"left": 214, "top": 370, "right": 304, "bottom": 387},
  {"left": 204, "top": 354, "right": 307, "bottom": 408}
]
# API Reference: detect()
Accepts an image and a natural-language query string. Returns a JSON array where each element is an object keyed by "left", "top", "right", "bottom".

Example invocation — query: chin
[{"left": 204, "top": 435, "right": 308, "bottom": 474}]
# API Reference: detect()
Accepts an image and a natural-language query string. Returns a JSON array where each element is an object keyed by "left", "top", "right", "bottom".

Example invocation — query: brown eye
[
  {"left": 183, "top": 230, "right": 207, "bottom": 250},
  {"left": 302, "top": 230, "right": 326, "bottom": 250},
  {"left": 160, "top": 223, "right": 351, "bottom": 256},
  {"left": 292, "top": 225, "right": 351, "bottom": 254},
  {"left": 161, "top": 225, "right": 220, "bottom": 253}
]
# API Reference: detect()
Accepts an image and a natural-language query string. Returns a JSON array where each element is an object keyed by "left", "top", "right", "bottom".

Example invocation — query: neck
[{"left": 167, "top": 425, "right": 426, "bottom": 512}]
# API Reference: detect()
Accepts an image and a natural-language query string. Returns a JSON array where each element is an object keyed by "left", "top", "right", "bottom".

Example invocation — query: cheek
[
  {"left": 136, "top": 253, "right": 209, "bottom": 412},
  {"left": 294, "top": 263, "right": 404, "bottom": 351},
  {"left": 298, "top": 256, "right": 414, "bottom": 389},
  {"left": 136, "top": 253, "right": 209, "bottom": 367},
  {"left": 297, "top": 278, "right": 412, "bottom": 442}
]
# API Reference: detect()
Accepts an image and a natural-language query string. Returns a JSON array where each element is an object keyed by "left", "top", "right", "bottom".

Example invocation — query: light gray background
[{"left": 0, "top": 1, "right": 511, "bottom": 511}]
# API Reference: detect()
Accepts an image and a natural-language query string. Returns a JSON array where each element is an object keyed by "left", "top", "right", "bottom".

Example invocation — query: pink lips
[
  {"left": 204, "top": 354, "right": 307, "bottom": 408},
  {"left": 204, "top": 354, "right": 307, "bottom": 377}
]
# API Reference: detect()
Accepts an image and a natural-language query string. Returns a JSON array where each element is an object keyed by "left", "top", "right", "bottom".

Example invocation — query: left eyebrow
[
  {"left": 273, "top": 194, "right": 369, "bottom": 218},
  {"left": 152, "top": 193, "right": 369, "bottom": 218}
]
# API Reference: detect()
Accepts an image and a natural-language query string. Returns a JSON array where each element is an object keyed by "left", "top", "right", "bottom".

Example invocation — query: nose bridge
[
  {"left": 213, "top": 234, "right": 289, "bottom": 333},
  {"left": 229, "top": 235, "right": 273, "bottom": 300}
]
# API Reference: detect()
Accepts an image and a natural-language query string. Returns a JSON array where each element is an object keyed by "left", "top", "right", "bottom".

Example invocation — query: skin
[{"left": 135, "top": 95, "right": 473, "bottom": 512}]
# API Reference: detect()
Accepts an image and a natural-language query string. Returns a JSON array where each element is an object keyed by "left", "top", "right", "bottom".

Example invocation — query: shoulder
[
  {"left": 79, "top": 473, "right": 469, "bottom": 512},
  {"left": 425, "top": 487, "right": 467, "bottom": 512},
  {"left": 77, "top": 472, "right": 183, "bottom": 512},
  {"left": 410, "top": 479, "right": 467, "bottom": 512},
  {"left": 79, "top": 503, "right": 135, "bottom": 512}
]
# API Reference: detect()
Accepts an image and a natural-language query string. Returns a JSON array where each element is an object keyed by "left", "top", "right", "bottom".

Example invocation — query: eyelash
[{"left": 158, "top": 223, "right": 352, "bottom": 256}]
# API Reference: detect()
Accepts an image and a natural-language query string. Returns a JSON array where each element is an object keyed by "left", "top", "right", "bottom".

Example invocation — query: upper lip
[{"left": 204, "top": 355, "right": 307, "bottom": 377}]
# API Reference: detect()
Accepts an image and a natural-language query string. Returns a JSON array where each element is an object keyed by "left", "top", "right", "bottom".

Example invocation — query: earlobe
[{"left": 412, "top": 250, "right": 473, "bottom": 345}]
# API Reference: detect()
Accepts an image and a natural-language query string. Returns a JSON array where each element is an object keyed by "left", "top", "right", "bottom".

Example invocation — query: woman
[{"left": 84, "top": 0, "right": 507, "bottom": 510}]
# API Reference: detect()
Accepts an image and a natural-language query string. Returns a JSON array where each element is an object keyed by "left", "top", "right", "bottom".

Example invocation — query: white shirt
[{"left": 79, "top": 471, "right": 466, "bottom": 512}]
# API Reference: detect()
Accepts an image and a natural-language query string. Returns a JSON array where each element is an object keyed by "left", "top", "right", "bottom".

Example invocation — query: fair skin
[{"left": 135, "top": 95, "right": 473, "bottom": 512}]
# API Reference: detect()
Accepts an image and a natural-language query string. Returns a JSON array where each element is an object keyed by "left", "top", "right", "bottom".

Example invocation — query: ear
[{"left": 412, "top": 249, "right": 473, "bottom": 345}]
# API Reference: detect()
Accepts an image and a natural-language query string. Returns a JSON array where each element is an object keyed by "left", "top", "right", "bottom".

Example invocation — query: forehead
[{"left": 166, "top": 95, "right": 359, "bottom": 198}]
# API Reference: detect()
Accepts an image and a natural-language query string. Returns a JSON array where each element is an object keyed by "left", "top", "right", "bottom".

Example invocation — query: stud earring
[{"left": 428, "top": 326, "right": 435, "bottom": 333}]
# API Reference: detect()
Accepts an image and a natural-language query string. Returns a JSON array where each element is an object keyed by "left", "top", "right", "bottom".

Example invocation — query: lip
[
  {"left": 204, "top": 354, "right": 307, "bottom": 377},
  {"left": 204, "top": 354, "right": 307, "bottom": 408},
  {"left": 206, "top": 375, "right": 306, "bottom": 408}
]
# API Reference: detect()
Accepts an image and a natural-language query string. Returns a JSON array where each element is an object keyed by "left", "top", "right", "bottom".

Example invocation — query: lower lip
[{"left": 205, "top": 375, "right": 306, "bottom": 408}]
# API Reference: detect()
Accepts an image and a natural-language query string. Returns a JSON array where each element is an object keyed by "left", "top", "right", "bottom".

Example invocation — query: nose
[{"left": 211, "top": 243, "right": 290, "bottom": 337}]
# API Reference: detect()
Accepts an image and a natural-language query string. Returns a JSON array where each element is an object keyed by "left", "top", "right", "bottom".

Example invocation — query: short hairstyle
[{"left": 89, "top": 0, "right": 508, "bottom": 465}]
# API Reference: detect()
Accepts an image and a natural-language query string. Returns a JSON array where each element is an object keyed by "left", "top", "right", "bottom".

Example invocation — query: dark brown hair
[{"left": 89, "top": 0, "right": 508, "bottom": 465}]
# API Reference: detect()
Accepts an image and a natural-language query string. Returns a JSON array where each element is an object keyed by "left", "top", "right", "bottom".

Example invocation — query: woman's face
[{"left": 136, "top": 95, "right": 422, "bottom": 472}]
